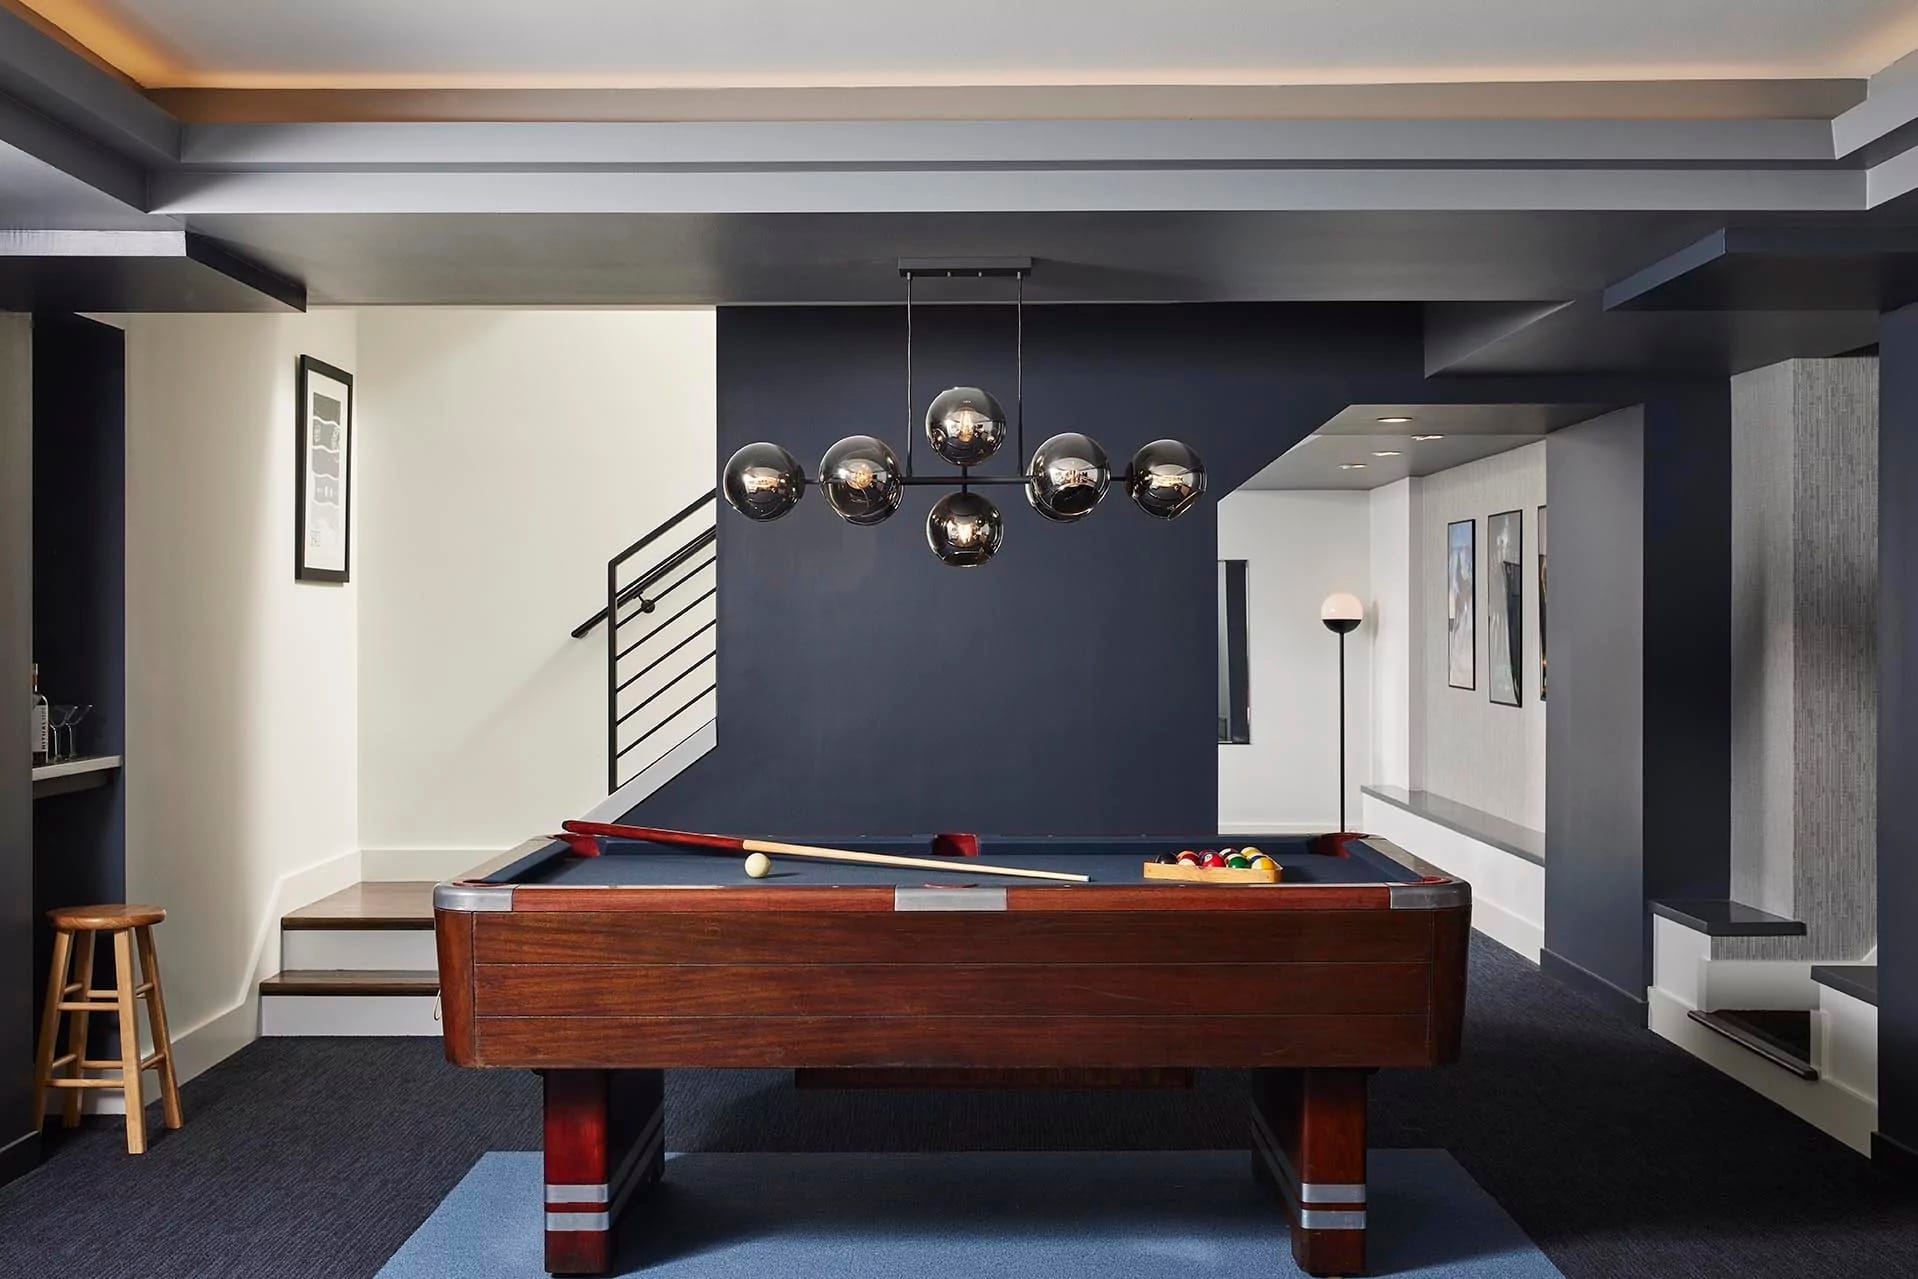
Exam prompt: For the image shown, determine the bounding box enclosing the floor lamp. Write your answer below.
[1320,593,1364,834]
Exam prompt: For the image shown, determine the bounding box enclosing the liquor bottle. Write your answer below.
[31,663,49,766]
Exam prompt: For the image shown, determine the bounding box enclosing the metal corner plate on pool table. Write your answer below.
[434,882,515,912]
[893,886,1008,912]
[1386,880,1471,909]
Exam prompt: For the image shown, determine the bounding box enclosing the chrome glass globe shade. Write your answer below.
[925,491,1005,567]
[1126,439,1206,520]
[1025,432,1111,522]
[924,386,1009,467]
[819,435,903,526]
[721,442,805,521]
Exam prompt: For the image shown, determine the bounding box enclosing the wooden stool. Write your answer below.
[32,905,184,1154]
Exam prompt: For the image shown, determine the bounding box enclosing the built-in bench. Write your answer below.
[1358,784,1544,962]
[1648,899,1875,1154]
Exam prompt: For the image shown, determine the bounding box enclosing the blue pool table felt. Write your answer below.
[491,836,1421,889]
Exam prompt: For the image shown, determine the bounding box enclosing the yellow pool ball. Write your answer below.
[744,852,772,878]
[1238,845,1261,860]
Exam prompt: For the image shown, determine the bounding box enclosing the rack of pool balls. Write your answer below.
[1140,846,1281,884]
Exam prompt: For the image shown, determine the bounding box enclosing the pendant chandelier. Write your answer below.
[721,258,1207,566]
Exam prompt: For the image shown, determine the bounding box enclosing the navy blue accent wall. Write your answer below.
[639,304,1419,836]
[635,302,1733,909]
[1542,392,1733,1019]
[1878,302,1918,1169]
[30,313,126,1044]
[1639,392,1734,913]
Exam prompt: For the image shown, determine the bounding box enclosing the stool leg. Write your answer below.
[31,929,74,1131]
[62,930,97,1127]
[112,929,147,1155]
[135,926,183,1130]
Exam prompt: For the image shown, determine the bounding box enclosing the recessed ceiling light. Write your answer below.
[1376,416,1413,424]
[1338,463,1367,470]
[1412,434,1445,441]
[1372,450,1402,457]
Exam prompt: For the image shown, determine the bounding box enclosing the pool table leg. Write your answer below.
[543,1068,665,1275]
[1250,1068,1368,1277]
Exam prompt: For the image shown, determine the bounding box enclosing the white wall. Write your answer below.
[354,310,716,872]
[1366,478,1418,789]
[1217,490,1371,831]
[119,310,363,1079]
[1417,442,1547,829]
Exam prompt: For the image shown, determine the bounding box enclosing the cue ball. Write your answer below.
[744,853,772,878]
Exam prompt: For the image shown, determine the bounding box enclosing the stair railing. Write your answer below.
[573,489,718,793]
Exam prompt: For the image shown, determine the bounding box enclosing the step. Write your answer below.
[282,927,437,969]
[1686,1008,1818,1080]
[260,970,440,1037]
[1811,965,1878,1007]
[281,880,438,970]
[283,881,437,928]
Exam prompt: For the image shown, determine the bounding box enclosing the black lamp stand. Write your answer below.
[1323,615,1360,834]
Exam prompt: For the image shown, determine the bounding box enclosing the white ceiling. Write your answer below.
[22,0,1918,89]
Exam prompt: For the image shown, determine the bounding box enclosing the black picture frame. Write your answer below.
[1446,518,1475,690]
[295,355,353,583]
[1537,504,1548,701]
[1217,559,1251,744]
[1487,509,1523,707]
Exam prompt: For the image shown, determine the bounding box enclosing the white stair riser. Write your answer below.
[261,994,440,1036]
[282,929,437,970]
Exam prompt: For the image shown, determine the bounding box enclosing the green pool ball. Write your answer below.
[1224,854,1251,869]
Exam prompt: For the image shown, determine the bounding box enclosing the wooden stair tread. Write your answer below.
[260,970,439,996]
[1687,1008,1817,1080]
[283,882,437,930]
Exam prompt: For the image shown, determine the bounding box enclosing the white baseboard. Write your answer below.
[358,847,501,882]
[121,847,362,1098]
[586,717,717,822]
[1648,988,1875,1154]
[1218,821,1337,835]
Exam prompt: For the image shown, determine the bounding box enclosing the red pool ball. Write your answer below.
[1176,850,1202,866]
[1200,851,1228,868]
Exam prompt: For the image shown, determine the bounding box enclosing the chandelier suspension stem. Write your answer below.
[903,271,915,480]
[1015,270,1025,469]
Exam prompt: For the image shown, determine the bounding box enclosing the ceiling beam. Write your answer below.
[0,6,177,165]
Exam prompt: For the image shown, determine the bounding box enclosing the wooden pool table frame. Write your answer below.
[434,834,1470,1277]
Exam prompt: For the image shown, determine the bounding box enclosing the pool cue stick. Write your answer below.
[560,819,1090,884]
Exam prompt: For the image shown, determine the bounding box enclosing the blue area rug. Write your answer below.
[378,1149,1560,1278]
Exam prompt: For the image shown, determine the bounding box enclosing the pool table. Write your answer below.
[433,832,1470,1277]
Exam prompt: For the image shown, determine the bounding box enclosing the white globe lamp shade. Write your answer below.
[1320,593,1364,634]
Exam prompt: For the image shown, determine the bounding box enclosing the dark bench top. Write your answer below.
[1810,965,1878,1006]
[1360,784,1545,867]
[1650,899,1807,937]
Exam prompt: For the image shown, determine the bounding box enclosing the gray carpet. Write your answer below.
[0,937,1912,1278]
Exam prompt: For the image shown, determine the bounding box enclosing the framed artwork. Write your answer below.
[1446,518,1475,690]
[296,355,353,582]
[1537,504,1548,701]
[1488,509,1523,706]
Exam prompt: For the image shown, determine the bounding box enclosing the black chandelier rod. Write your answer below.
[899,260,1029,486]
[903,270,914,480]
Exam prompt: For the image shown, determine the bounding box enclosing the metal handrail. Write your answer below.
[613,547,715,632]
[571,491,716,637]
[597,490,722,791]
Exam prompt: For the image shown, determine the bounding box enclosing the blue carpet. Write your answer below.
[377,1149,1561,1278]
